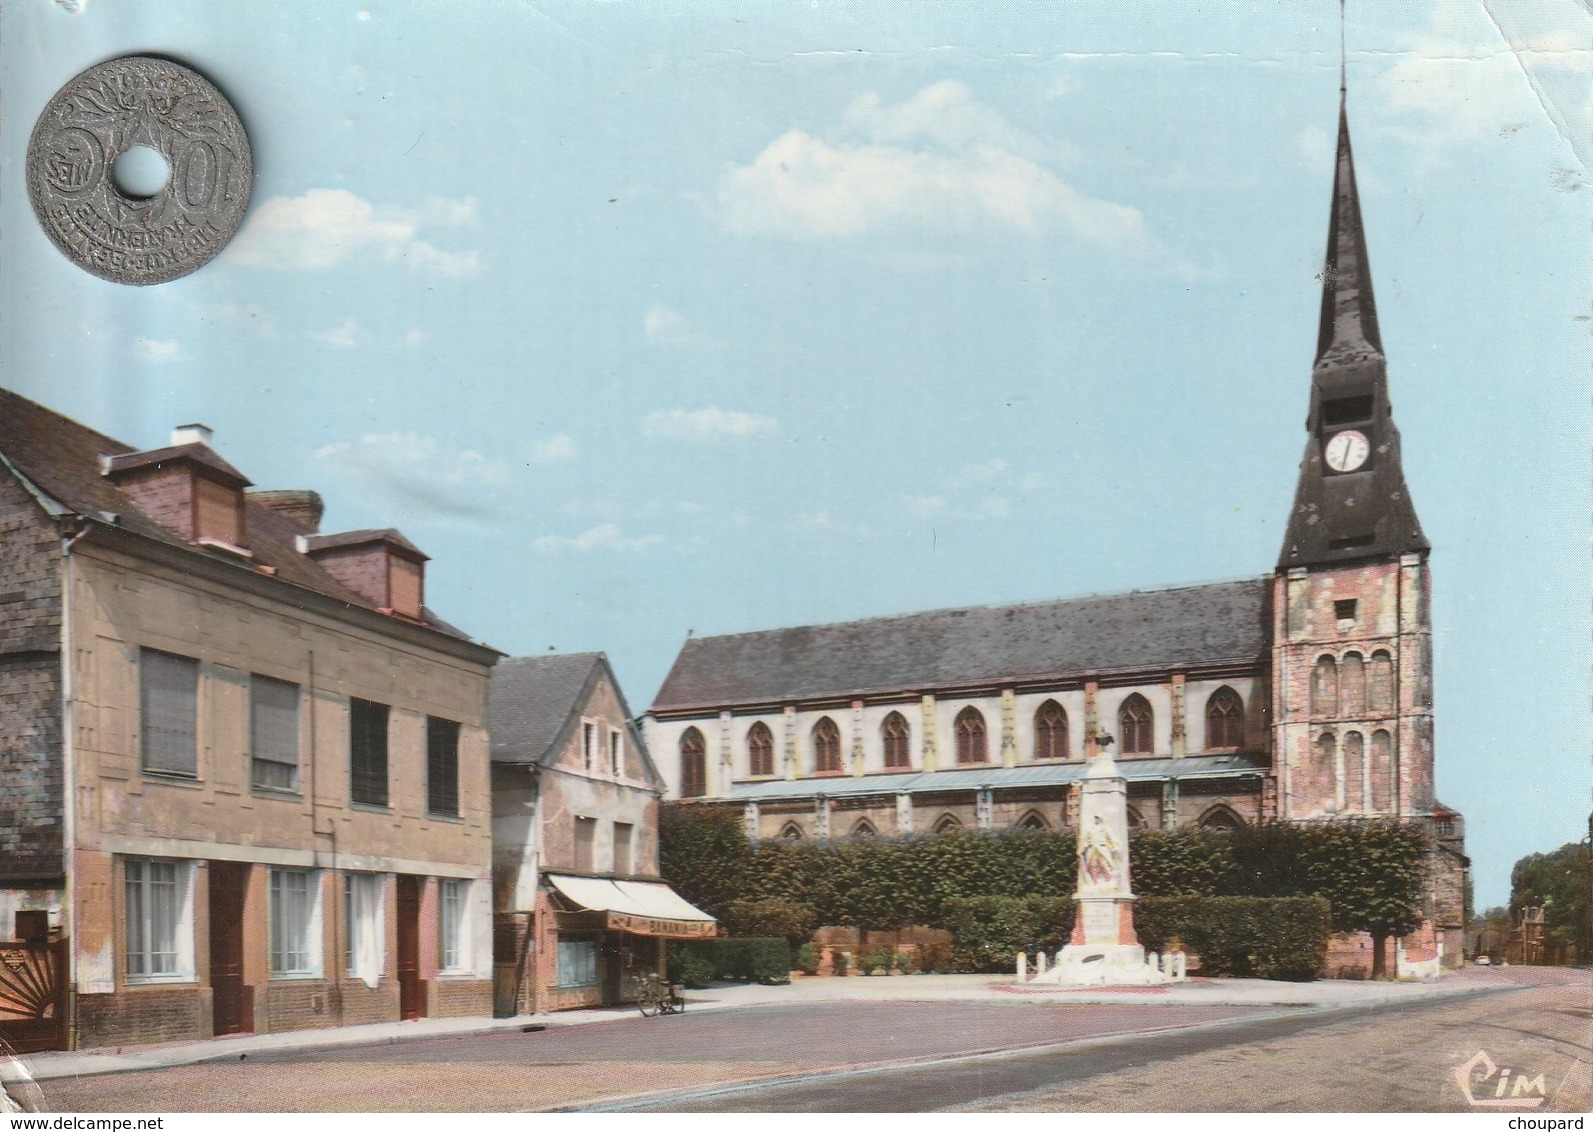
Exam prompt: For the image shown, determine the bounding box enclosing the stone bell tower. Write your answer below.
[1273,83,1435,823]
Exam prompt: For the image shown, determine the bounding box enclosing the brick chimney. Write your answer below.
[248,489,325,533]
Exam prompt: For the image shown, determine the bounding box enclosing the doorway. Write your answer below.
[396,875,425,1021]
[208,862,252,1036]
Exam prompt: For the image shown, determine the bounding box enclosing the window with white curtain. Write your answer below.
[344,873,386,989]
[270,868,322,977]
[439,879,468,971]
[125,857,194,981]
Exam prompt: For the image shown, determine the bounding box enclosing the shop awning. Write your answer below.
[545,874,718,939]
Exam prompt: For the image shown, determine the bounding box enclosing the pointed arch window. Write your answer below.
[1368,651,1393,714]
[1204,687,1245,750]
[954,707,987,765]
[747,721,774,778]
[1198,806,1242,832]
[932,813,962,836]
[881,711,911,770]
[1341,652,1367,716]
[812,716,842,774]
[1118,694,1153,755]
[778,821,804,841]
[1034,700,1069,761]
[679,727,706,799]
[1016,810,1048,832]
[851,819,878,838]
[1312,656,1338,716]
[1125,805,1147,831]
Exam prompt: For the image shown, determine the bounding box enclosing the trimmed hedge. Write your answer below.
[721,898,817,949]
[1136,895,1332,981]
[669,937,792,986]
[942,895,1072,973]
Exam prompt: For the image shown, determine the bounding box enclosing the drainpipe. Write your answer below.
[306,649,343,1024]
[59,520,89,1049]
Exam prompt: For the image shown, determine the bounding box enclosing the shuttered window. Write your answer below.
[194,474,242,545]
[141,649,198,777]
[250,675,300,792]
[426,716,460,817]
[349,699,390,807]
[389,555,423,618]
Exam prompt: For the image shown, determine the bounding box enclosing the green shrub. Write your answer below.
[832,950,850,976]
[794,941,820,975]
[672,937,792,985]
[916,938,953,973]
[857,946,892,975]
[722,898,817,949]
[668,947,718,988]
[892,949,912,972]
[942,895,1072,973]
[1136,895,1331,981]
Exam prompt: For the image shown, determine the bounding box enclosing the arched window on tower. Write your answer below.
[954,707,988,764]
[1118,694,1153,755]
[747,721,774,778]
[1316,732,1337,788]
[679,727,706,799]
[1341,652,1367,716]
[1368,651,1394,714]
[1204,687,1245,750]
[1312,656,1338,716]
[1034,699,1069,760]
[812,716,842,774]
[1344,731,1365,810]
[881,711,911,770]
[1371,729,1394,812]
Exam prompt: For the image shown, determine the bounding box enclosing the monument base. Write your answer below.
[1027,943,1171,987]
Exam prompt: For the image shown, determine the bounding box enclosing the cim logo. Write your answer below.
[1454,1050,1547,1108]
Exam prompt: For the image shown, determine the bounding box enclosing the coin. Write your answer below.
[26,56,252,286]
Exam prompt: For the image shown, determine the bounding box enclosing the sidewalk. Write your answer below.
[2,966,1522,1085]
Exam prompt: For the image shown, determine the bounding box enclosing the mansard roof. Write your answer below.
[651,577,1272,714]
[0,386,480,646]
[490,652,661,786]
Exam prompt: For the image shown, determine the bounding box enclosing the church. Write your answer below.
[643,91,1469,966]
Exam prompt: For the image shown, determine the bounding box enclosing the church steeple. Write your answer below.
[1278,89,1427,569]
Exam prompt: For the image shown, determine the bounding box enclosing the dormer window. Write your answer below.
[301,529,429,620]
[103,424,251,551]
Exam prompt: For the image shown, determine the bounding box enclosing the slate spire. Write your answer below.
[1278,88,1428,569]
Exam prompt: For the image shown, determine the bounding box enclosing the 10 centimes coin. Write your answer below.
[27,55,252,286]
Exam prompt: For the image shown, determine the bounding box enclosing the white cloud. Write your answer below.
[313,318,359,349]
[797,510,870,537]
[132,337,182,363]
[532,523,662,554]
[226,188,482,277]
[641,407,779,441]
[906,458,1039,522]
[401,330,428,348]
[531,434,577,464]
[1375,0,1593,170]
[314,432,511,521]
[645,302,689,344]
[718,81,1149,248]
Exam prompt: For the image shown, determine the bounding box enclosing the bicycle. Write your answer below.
[632,973,685,1017]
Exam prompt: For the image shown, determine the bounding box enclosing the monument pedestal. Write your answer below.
[1025,748,1170,987]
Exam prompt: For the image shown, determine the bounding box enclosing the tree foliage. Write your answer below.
[1510,841,1593,965]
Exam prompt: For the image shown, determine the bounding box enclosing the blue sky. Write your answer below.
[3,0,1587,910]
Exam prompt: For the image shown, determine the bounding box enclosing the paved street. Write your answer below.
[22,967,1587,1113]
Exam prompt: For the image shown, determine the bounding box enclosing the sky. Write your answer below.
[1,0,1587,911]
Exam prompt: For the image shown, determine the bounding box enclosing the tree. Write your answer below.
[1302,820,1430,978]
[658,806,750,918]
[1510,841,1593,966]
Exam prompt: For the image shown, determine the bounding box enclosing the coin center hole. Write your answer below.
[111,145,170,199]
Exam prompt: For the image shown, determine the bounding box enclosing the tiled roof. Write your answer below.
[489,653,605,765]
[651,578,1271,712]
[104,443,252,485]
[717,753,1269,803]
[0,386,475,643]
[303,527,430,560]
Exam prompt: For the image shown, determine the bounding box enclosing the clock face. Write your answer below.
[1324,429,1370,473]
